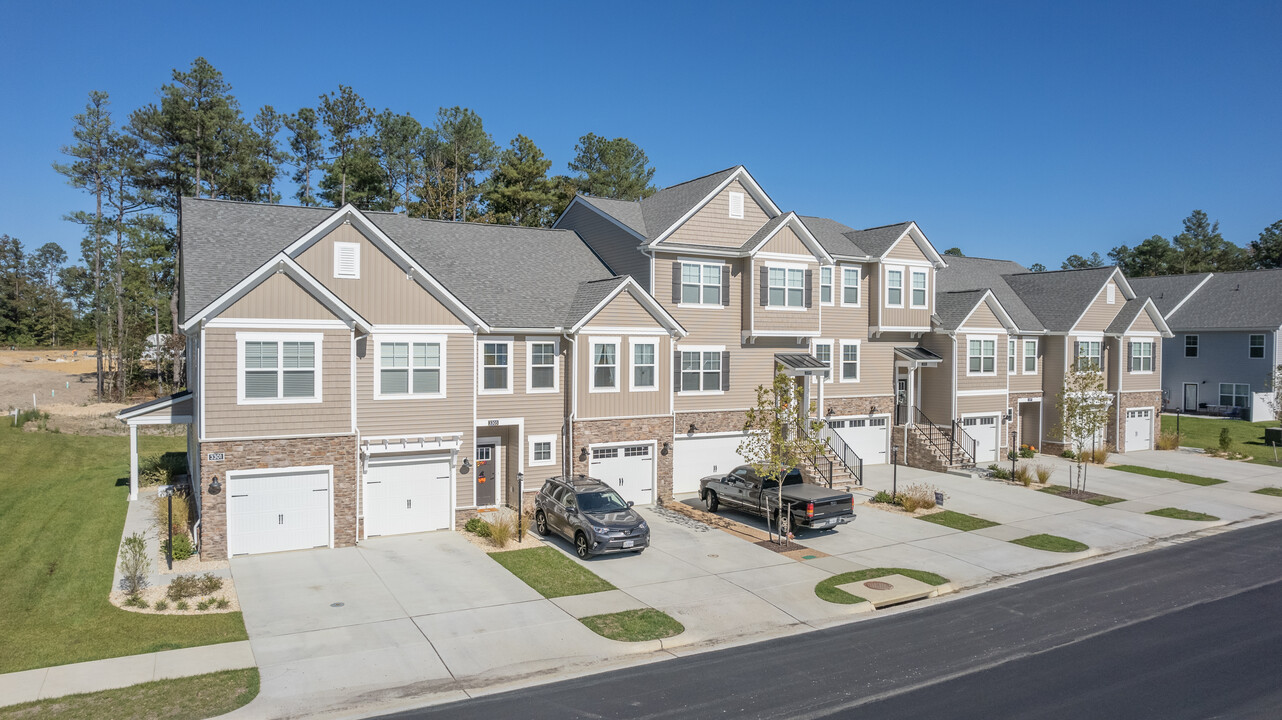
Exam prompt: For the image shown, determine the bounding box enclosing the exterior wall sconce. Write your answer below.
[579,447,588,462]
[208,476,221,495]
[661,442,670,455]
[461,458,471,474]
[1004,409,1013,423]
[688,423,698,434]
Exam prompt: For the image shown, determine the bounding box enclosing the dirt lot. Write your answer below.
[0,349,175,435]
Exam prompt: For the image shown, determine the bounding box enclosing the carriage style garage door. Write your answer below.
[590,444,655,506]
[1125,409,1154,452]
[673,434,748,494]
[830,417,890,466]
[962,415,1000,463]
[364,455,452,537]
[227,468,331,556]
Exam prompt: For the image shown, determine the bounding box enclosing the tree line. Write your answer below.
[0,57,659,402]
[1060,209,1282,275]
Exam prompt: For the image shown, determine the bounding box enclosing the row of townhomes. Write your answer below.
[116,166,1174,560]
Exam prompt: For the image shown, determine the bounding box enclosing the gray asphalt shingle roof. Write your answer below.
[1105,297,1150,334]
[934,256,1044,332]
[843,222,914,257]
[638,166,742,241]
[798,216,869,258]
[935,290,992,331]
[1002,266,1120,332]
[1128,273,1211,316]
[577,195,647,237]
[1151,269,1282,329]
[181,198,617,329]
[740,214,791,252]
[564,277,629,327]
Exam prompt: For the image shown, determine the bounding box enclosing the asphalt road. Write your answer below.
[378,520,1282,720]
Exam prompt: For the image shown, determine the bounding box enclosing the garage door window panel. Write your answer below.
[238,333,321,404]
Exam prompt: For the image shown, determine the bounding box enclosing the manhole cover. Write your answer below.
[863,580,894,591]
[330,602,345,608]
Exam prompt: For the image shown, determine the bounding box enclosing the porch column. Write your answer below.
[906,367,916,427]
[816,372,826,420]
[800,374,811,423]
[129,423,139,502]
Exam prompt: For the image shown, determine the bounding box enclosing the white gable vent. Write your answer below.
[1106,283,1115,304]
[334,241,360,279]
[728,191,745,219]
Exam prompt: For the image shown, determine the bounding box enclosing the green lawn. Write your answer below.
[0,668,258,719]
[0,424,247,674]
[488,546,615,598]
[580,609,685,642]
[1037,484,1125,506]
[1252,487,1282,497]
[815,568,950,604]
[1160,415,1282,466]
[1147,507,1221,522]
[1010,534,1089,553]
[1109,464,1226,486]
[917,510,1000,531]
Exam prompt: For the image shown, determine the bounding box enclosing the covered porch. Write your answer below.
[114,391,193,502]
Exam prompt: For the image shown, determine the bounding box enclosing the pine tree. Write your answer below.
[1173,210,1248,272]
[484,135,557,227]
[252,105,288,203]
[370,110,422,212]
[1250,220,1282,269]
[568,133,656,200]
[317,85,370,206]
[286,108,324,206]
[426,106,496,221]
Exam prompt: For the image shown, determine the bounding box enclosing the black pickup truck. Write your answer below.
[699,465,855,532]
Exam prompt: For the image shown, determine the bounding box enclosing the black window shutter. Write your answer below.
[1126,342,1133,372]
[672,262,682,304]
[805,269,813,308]
[760,267,769,306]
[721,351,731,391]
[673,350,680,391]
[721,266,730,306]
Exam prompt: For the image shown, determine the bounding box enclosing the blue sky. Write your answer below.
[2,1,1278,269]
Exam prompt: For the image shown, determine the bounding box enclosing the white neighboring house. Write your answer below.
[142,333,175,363]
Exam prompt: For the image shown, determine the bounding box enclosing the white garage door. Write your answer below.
[831,417,889,466]
[227,469,330,556]
[673,434,748,494]
[962,415,1000,463]
[364,455,452,537]
[590,444,655,506]
[1125,409,1153,452]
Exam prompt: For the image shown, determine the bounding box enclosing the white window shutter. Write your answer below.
[334,242,360,279]
[728,191,744,219]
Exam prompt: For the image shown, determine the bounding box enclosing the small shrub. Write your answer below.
[166,573,203,601]
[14,409,48,428]
[487,515,515,548]
[872,490,895,504]
[214,597,230,610]
[175,600,189,611]
[989,465,1011,480]
[139,452,188,487]
[196,598,212,611]
[1019,444,1036,459]
[197,573,223,595]
[1014,464,1033,486]
[123,593,147,608]
[1061,449,1076,459]
[1219,427,1233,452]
[465,516,491,537]
[117,532,149,595]
[897,483,939,512]
[1155,431,1181,451]
[1035,464,1053,484]
[162,534,194,561]
[153,599,170,611]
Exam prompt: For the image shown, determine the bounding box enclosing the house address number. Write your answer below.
[206,452,225,462]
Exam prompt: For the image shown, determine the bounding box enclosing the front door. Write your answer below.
[475,443,498,507]
[896,377,908,423]
[1183,383,1198,412]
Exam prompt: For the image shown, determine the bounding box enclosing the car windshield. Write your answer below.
[577,489,629,513]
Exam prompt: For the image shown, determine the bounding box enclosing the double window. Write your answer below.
[681,262,722,306]
[968,337,996,375]
[631,340,656,391]
[680,350,722,392]
[1250,334,1266,359]
[1076,340,1102,371]
[820,266,833,304]
[1023,339,1038,373]
[481,340,511,392]
[842,266,861,306]
[1219,383,1250,408]
[377,338,443,397]
[910,270,928,308]
[1185,335,1199,358]
[767,266,805,308]
[840,341,860,382]
[591,340,619,391]
[1129,341,1154,373]
[886,268,904,307]
[238,334,320,403]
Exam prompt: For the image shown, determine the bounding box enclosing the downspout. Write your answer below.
[564,333,576,478]
[354,330,367,540]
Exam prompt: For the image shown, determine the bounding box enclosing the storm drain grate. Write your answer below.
[863,581,894,591]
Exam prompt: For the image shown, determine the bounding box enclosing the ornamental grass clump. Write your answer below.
[897,483,939,512]
[1034,464,1053,484]
[1014,464,1034,487]
[1155,431,1181,451]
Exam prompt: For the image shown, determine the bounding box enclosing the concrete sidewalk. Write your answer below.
[0,641,255,708]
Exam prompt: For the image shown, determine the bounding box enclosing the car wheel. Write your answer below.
[574,532,591,559]
[706,490,719,512]
[534,510,549,536]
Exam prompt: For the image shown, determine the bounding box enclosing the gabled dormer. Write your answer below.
[840,222,946,335]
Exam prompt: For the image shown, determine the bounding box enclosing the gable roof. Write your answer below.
[798,216,871,259]
[934,256,1044,332]
[1002,266,1127,332]
[1147,269,1282,330]
[575,195,647,237]
[565,276,686,336]
[845,222,915,257]
[935,289,1017,332]
[1128,273,1212,316]
[1105,296,1172,336]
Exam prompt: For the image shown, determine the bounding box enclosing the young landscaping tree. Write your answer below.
[1055,364,1111,495]
[738,368,827,543]
[1264,364,1282,424]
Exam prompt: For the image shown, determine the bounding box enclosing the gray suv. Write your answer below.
[534,475,649,558]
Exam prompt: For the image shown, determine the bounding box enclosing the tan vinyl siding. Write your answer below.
[758,225,810,256]
[958,394,1007,415]
[918,333,955,420]
[582,290,656,328]
[1073,279,1124,333]
[885,235,930,262]
[1009,336,1042,393]
[821,264,870,337]
[294,223,469,326]
[879,264,931,329]
[960,302,1005,330]
[202,327,351,439]
[223,273,340,320]
[752,258,820,334]
[558,201,650,286]
[357,334,474,437]
[957,331,1008,392]
[655,252,743,343]
[1041,336,1068,442]
[673,339,804,412]
[578,334,670,419]
[1130,311,1161,334]
[663,180,771,248]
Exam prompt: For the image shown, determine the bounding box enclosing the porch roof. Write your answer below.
[775,353,830,375]
[894,346,944,364]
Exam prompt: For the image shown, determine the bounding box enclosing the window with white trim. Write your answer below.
[681,262,721,306]
[333,241,360,279]
[378,340,442,397]
[1008,339,1017,374]
[1219,383,1249,408]
[1185,335,1198,357]
[767,266,805,308]
[592,340,618,390]
[529,434,556,467]
[1129,341,1154,373]
[911,270,928,308]
[1076,340,1102,371]
[813,341,833,383]
[820,266,833,304]
[728,191,744,219]
[886,268,903,307]
[1249,334,1266,359]
[631,340,656,390]
[681,350,721,392]
[840,341,860,382]
[481,341,511,391]
[968,338,996,375]
[1023,339,1038,373]
[841,267,860,306]
[528,340,557,392]
[239,335,320,403]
